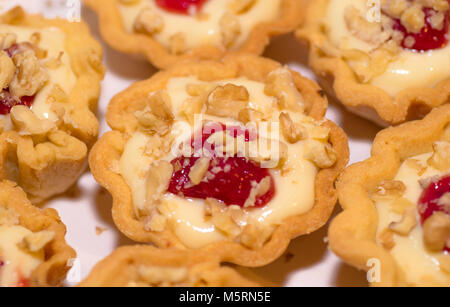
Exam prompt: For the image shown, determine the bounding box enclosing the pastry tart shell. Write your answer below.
[83,0,304,69]
[79,245,259,287]
[295,0,450,127]
[0,7,105,202]
[89,54,349,267]
[330,104,450,286]
[0,180,76,286]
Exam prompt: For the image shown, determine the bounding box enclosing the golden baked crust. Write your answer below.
[89,54,349,267]
[0,180,76,286]
[330,104,450,287]
[79,245,259,287]
[296,0,450,126]
[0,7,104,202]
[83,0,304,69]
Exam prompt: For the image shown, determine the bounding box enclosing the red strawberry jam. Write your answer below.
[168,123,275,208]
[0,90,34,115]
[418,175,450,252]
[155,0,208,15]
[391,5,450,51]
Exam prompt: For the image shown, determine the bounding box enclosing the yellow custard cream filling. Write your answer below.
[118,0,281,50]
[0,225,45,287]
[375,153,450,285]
[120,77,321,248]
[324,0,450,96]
[0,25,76,127]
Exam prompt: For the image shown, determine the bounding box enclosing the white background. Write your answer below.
[2,0,382,286]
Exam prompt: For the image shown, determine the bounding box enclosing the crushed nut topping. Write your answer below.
[372,180,406,200]
[422,211,450,251]
[378,228,396,250]
[18,230,55,252]
[220,12,241,48]
[304,140,337,168]
[135,90,174,135]
[389,208,418,235]
[427,141,450,170]
[188,157,210,185]
[279,112,307,144]
[206,83,249,119]
[134,7,164,34]
[264,68,304,112]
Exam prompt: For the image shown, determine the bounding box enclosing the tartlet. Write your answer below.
[0,180,76,287]
[0,7,105,202]
[331,104,450,286]
[79,245,258,287]
[84,0,304,69]
[89,54,349,267]
[296,0,450,126]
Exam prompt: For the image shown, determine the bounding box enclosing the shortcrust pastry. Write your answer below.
[89,54,349,267]
[79,245,259,287]
[296,0,450,126]
[0,7,104,202]
[331,104,450,286]
[0,180,76,287]
[84,0,303,69]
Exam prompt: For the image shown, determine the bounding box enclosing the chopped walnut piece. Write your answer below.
[135,91,174,135]
[9,50,48,98]
[10,105,55,136]
[372,180,406,201]
[228,0,256,14]
[0,206,19,226]
[186,83,214,97]
[401,4,426,34]
[378,228,396,250]
[405,158,427,176]
[240,223,274,250]
[238,108,265,124]
[169,33,186,55]
[211,210,242,238]
[381,0,410,18]
[279,112,307,144]
[427,141,450,170]
[189,157,210,185]
[144,210,167,232]
[422,211,450,251]
[134,7,164,34]
[206,83,249,119]
[220,12,241,48]
[0,32,17,50]
[344,5,390,46]
[428,10,446,30]
[264,68,304,112]
[389,197,414,214]
[138,265,188,285]
[244,177,271,208]
[389,208,417,236]
[18,230,55,252]
[0,51,15,89]
[145,161,173,205]
[304,140,337,169]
